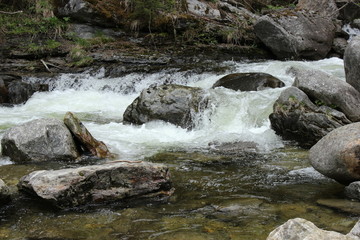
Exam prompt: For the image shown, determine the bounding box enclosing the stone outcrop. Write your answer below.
[64,112,113,159]
[269,86,350,148]
[0,74,48,105]
[254,11,335,60]
[309,123,360,184]
[297,0,338,18]
[344,36,360,93]
[18,161,172,209]
[212,72,285,91]
[267,218,360,240]
[0,179,10,204]
[1,118,79,163]
[123,84,209,129]
[290,66,360,122]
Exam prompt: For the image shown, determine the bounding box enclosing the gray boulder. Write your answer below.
[309,122,360,184]
[212,72,285,91]
[1,118,79,163]
[345,181,360,201]
[290,66,360,122]
[18,161,172,209]
[332,37,348,57]
[54,0,115,27]
[267,218,360,240]
[269,86,350,148]
[123,84,209,129]
[254,11,335,60]
[0,179,10,204]
[344,36,360,93]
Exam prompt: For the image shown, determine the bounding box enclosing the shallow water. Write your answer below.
[0,57,357,239]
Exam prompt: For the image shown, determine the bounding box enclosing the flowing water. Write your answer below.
[0,57,358,239]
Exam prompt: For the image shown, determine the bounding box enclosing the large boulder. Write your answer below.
[269,87,350,148]
[64,112,113,159]
[309,122,360,184]
[212,72,285,91]
[1,118,79,163]
[0,74,48,105]
[344,36,360,93]
[123,84,209,129]
[290,66,360,122]
[254,11,335,60]
[18,161,172,209]
[0,179,10,204]
[267,218,360,240]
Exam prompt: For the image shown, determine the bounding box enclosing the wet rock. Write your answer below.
[267,218,359,240]
[0,179,10,204]
[1,118,79,163]
[317,199,360,215]
[290,66,360,122]
[269,87,350,148]
[344,36,360,93]
[67,23,123,40]
[212,72,285,91]
[123,84,209,129]
[0,74,48,105]
[345,181,360,201]
[64,112,113,159]
[54,0,115,27]
[309,123,360,184]
[254,11,335,60]
[332,37,348,57]
[18,161,172,209]
[297,0,339,18]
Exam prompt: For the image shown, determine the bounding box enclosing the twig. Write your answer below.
[40,59,52,73]
[0,10,23,15]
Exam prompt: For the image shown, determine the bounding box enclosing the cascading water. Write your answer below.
[0,57,345,162]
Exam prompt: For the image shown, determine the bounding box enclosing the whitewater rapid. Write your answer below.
[0,57,345,162]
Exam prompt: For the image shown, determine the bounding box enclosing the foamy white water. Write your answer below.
[0,58,345,162]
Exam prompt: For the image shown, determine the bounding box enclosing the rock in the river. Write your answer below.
[18,161,172,209]
[309,123,360,184]
[0,74,48,105]
[290,66,360,122]
[64,112,113,159]
[345,181,360,201]
[0,179,10,204]
[211,72,285,91]
[269,87,350,148]
[1,118,79,163]
[344,36,360,93]
[254,11,335,60]
[123,84,209,129]
[267,218,360,240]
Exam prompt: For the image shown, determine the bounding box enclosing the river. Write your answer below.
[0,57,357,239]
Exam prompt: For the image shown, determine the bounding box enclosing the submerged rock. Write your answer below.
[309,123,360,184]
[290,66,360,122]
[1,118,79,163]
[18,161,172,209]
[211,72,285,91]
[317,198,360,215]
[0,179,10,204]
[267,218,360,240]
[64,112,113,159]
[254,11,335,60]
[344,36,360,93]
[269,87,350,148]
[123,84,209,129]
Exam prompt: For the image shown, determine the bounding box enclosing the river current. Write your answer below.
[0,57,357,239]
